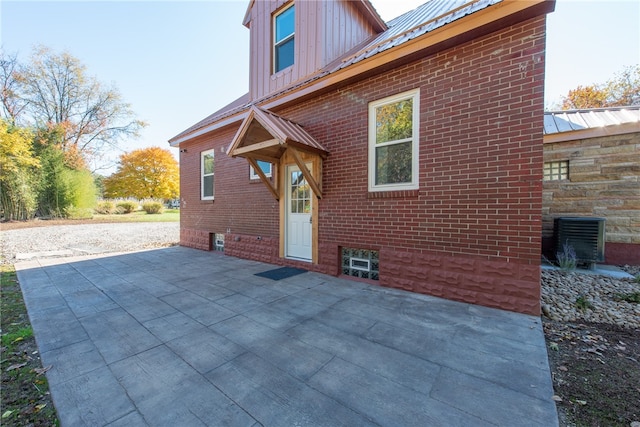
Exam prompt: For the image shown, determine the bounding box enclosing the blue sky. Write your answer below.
[2,0,639,173]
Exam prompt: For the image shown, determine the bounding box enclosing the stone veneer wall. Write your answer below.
[542,131,640,265]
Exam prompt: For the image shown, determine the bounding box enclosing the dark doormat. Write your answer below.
[255,266,307,281]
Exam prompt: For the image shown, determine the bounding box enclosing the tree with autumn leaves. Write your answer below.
[104,147,179,201]
[561,65,640,110]
[0,46,146,219]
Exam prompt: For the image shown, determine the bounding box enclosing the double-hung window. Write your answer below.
[250,160,273,179]
[201,149,215,200]
[368,89,420,191]
[274,4,295,73]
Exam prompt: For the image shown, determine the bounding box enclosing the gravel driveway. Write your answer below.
[1,222,179,265]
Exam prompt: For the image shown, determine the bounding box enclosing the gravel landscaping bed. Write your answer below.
[541,267,640,329]
[1,222,180,265]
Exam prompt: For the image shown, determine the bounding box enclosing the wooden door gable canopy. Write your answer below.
[228,105,328,200]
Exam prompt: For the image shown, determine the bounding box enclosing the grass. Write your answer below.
[615,292,640,304]
[1,265,59,426]
[1,327,34,351]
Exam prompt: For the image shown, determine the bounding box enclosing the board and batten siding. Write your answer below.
[247,0,380,101]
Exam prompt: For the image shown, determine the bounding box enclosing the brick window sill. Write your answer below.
[367,190,419,199]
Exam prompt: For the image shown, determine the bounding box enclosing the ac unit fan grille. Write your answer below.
[554,217,605,264]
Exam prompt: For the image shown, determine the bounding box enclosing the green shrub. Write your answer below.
[556,240,577,271]
[575,295,593,312]
[95,200,116,214]
[65,206,94,219]
[37,147,97,217]
[116,201,138,214]
[142,201,164,214]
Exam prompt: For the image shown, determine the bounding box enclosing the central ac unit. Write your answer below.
[554,217,605,268]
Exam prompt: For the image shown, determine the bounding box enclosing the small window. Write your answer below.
[201,149,215,200]
[369,89,420,192]
[250,160,273,179]
[341,247,379,280]
[544,160,569,181]
[274,4,295,73]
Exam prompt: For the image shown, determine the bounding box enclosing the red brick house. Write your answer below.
[169,0,556,315]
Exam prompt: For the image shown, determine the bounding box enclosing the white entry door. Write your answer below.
[286,164,312,261]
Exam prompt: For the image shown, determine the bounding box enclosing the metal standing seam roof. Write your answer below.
[543,106,640,135]
[250,106,328,153]
[333,0,501,71]
[170,0,503,144]
[228,106,328,157]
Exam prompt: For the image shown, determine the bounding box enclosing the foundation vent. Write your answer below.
[342,247,379,280]
[215,234,225,252]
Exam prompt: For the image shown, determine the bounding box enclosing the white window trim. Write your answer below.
[250,161,273,180]
[273,3,295,74]
[368,89,420,192]
[201,149,215,200]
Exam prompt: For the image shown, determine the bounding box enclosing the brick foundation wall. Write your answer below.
[225,234,278,264]
[543,131,640,265]
[178,16,547,315]
[181,228,212,251]
[382,249,540,314]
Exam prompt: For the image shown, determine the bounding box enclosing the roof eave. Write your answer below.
[353,0,388,32]
[172,0,554,145]
[242,0,254,28]
[544,122,640,144]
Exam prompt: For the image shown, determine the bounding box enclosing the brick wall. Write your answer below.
[178,16,547,315]
[178,125,280,250]
[543,131,640,265]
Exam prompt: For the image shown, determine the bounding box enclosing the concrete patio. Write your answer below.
[15,246,558,426]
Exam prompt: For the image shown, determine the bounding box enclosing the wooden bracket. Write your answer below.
[289,148,323,199]
[247,157,279,201]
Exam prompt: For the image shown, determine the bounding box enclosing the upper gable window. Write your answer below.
[274,4,295,73]
[368,89,420,192]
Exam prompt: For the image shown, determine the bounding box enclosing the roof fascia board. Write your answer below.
[544,122,640,144]
[242,0,254,27]
[170,111,248,146]
[353,0,387,32]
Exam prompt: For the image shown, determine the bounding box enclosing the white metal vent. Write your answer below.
[350,258,370,272]
[215,233,225,251]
